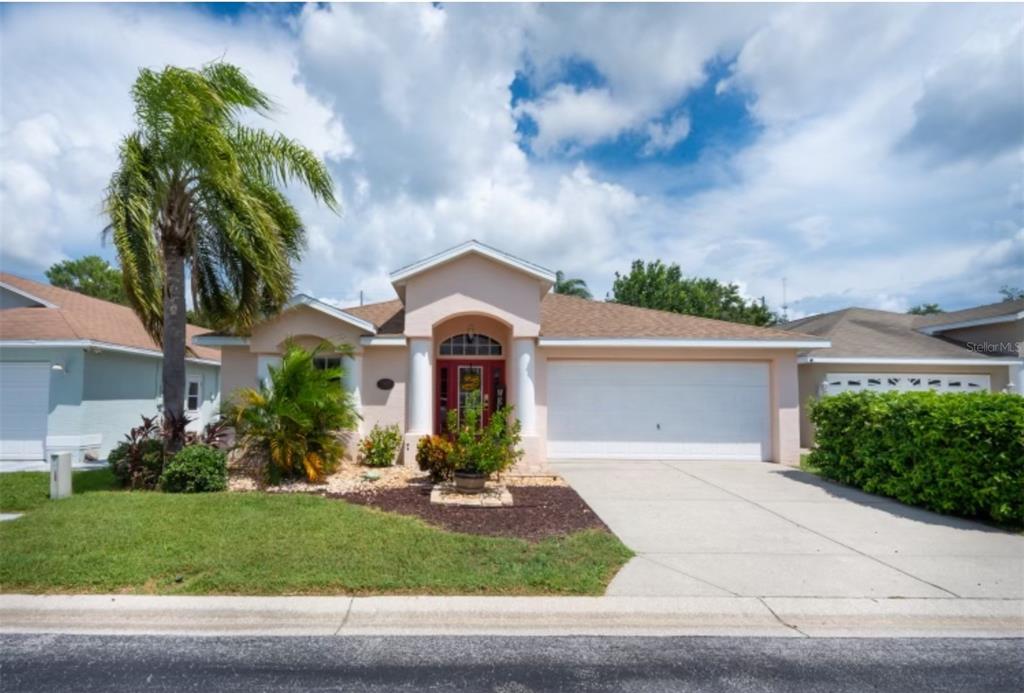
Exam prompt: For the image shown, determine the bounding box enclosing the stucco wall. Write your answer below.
[797,362,1013,448]
[220,345,259,405]
[360,346,408,434]
[249,304,365,354]
[535,346,801,465]
[80,351,220,456]
[402,254,542,338]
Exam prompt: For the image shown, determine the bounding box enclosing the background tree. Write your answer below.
[553,270,591,299]
[907,303,943,315]
[46,256,127,305]
[105,63,336,452]
[999,286,1024,302]
[610,259,778,327]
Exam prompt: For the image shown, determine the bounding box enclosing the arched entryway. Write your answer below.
[432,315,510,433]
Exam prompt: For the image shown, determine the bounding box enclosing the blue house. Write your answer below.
[0,273,221,465]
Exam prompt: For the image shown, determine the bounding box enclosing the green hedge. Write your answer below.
[809,391,1024,525]
[160,445,228,494]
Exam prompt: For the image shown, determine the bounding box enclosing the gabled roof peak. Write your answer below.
[389,240,556,287]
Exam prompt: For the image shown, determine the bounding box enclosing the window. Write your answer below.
[439,333,502,356]
[313,356,344,384]
[186,378,201,412]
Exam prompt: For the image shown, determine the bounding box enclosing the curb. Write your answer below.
[1,595,1022,638]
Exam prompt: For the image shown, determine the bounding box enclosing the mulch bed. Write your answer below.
[336,483,610,542]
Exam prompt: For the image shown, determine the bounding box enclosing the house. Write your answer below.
[196,241,828,470]
[782,301,1024,447]
[0,273,221,463]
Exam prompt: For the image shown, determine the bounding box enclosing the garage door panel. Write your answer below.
[0,362,51,461]
[547,361,770,461]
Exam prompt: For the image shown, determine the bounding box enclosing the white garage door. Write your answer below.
[547,361,771,461]
[0,362,51,461]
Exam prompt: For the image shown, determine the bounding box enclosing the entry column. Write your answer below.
[513,337,544,472]
[404,338,433,465]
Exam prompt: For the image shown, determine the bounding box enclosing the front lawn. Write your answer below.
[0,469,117,512]
[0,490,631,595]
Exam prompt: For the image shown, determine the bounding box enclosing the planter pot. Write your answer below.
[453,471,488,494]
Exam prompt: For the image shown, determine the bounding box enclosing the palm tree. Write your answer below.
[105,63,336,452]
[554,270,592,299]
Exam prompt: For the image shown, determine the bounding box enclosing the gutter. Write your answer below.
[0,339,220,367]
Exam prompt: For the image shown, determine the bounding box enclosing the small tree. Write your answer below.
[228,341,359,483]
[999,286,1024,302]
[46,256,127,304]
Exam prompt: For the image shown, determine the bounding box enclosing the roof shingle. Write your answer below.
[0,273,220,362]
[781,307,998,359]
[338,294,819,341]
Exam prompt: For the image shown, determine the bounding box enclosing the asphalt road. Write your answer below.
[1,634,1021,692]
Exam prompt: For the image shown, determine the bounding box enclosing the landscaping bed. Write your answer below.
[340,482,609,542]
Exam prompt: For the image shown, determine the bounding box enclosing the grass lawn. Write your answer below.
[0,488,632,596]
[0,469,118,512]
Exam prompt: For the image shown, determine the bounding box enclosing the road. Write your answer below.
[1,634,1021,692]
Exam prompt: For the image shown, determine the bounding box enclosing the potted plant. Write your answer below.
[446,393,523,494]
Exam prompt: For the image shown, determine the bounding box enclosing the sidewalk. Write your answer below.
[2,594,1021,638]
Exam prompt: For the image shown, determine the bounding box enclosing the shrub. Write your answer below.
[160,445,228,493]
[108,416,165,489]
[228,340,360,483]
[416,435,454,482]
[809,391,1024,525]
[445,393,523,476]
[359,424,403,467]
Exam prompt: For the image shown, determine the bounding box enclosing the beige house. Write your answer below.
[783,301,1024,447]
[198,241,828,471]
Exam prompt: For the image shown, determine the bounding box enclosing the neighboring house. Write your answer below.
[0,274,221,463]
[782,301,1024,447]
[197,241,828,471]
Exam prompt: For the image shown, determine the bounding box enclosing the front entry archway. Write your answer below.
[435,331,506,432]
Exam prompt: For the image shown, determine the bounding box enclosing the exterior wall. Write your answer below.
[220,345,259,404]
[248,305,365,354]
[402,254,542,338]
[938,320,1023,357]
[0,345,220,460]
[797,362,1013,448]
[0,286,43,308]
[535,346,802,466]
[80,351,220,457]
[361,346,408,459]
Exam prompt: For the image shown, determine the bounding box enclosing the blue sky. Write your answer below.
[1,3,1021,317]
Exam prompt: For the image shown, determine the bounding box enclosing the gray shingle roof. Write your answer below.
[781,307,997,360]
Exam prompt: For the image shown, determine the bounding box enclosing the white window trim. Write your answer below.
[186,376,202,412]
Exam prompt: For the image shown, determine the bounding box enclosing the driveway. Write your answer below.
[553,460,1024,599]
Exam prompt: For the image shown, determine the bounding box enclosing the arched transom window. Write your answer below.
[439,333,502,356]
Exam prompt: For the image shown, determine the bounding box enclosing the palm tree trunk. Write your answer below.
[162,239,188,454]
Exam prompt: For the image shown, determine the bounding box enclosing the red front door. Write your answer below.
[436,360,506,433]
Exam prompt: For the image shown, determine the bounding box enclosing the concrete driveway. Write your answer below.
[553,460,1024,599]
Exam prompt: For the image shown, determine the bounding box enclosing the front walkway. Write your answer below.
[553,460,1024,599]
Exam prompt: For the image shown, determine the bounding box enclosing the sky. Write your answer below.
[0,2,1021,318]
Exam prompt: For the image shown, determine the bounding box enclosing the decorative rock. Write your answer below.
[362,470,382,482]
[430,481,513,507]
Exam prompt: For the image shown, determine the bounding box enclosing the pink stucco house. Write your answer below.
[196,241,829,471]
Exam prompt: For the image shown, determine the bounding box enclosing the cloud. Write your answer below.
[0,2,1019,318]
[642,114,691,156]
[898,23,1024,164]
